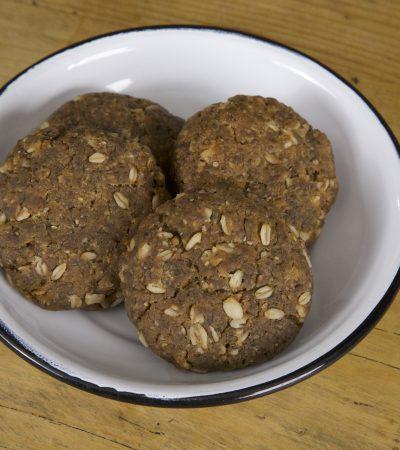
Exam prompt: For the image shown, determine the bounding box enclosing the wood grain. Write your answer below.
[0,1,399,449]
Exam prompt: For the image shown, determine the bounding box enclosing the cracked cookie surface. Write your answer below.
[120,185,312,372]
[0,125,169,310]
[47,92,184,180]
[172,95,338,245]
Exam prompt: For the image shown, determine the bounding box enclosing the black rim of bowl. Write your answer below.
[0,25,399,408]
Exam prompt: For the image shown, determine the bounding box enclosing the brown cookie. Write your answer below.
[0,125,169,310]
[46,92,184,181]
[172,95,338,245]
[120,185,312,372]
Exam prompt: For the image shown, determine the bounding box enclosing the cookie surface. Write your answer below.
[120,186,312,372]
[47,92,184,179]
[0,125,169,310]
[173,95,338,245]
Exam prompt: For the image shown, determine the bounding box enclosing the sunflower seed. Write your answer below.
[158,249,173,261]
[35,259,48,276]
[189,323,208,349]
[283,141,293,149]
[214,243,235,253]
[146,282,166,294]
[113,192,129,209]
[152,195,160,210]
[229,349,239,356]
[16,207,30,221]
[209,326,219,342]
[164,305,180,317]
[296,304,307,318]
[185,232,202,251]
[299,231,311,242]
[138,331,148,347]
[220,215,230,235]
[137,243,151,259]
[26,140,41,154]
[84,293,105,305]
[229,270,243,291]
[0,213,6,224]
[128,166,138,184]
[288,224,299,238]
[268,121,279,131]
[265,308,285,320]
[203,208,213,221]
[230,317,247,329]
[68,295,82,308]
[255,285,274,299]
[260,223,271,246]
[127,237,136,252]
[190,305,205,324]
[88,152,107,163]
[302,248,312,268]
[223,297,243,320]
[158,231,173,239]
[298,291,312,305]
[51,263,67,281]
[80,251,96,261]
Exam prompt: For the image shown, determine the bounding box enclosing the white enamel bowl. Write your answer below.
[0,26,399,407]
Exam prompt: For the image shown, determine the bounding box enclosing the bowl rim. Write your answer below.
[0,25,399,408]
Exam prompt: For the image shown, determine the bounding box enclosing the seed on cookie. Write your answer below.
[88,152,106,163]
[164,305,180,317]
[298,291,312,305]
[15,207,30,221]
[265,308,285,320]
[146,282,166,294]
[185,232,202,251]
[128,166,138,184]
[223,297,243,320]
[229,270,243,291]
[113,191,130,209]
[220,215,230,235]
[51,263,67,281]
[80,251,97,261]
[255,285,274,299]
[85,293,105,305]
[260,223,271,246]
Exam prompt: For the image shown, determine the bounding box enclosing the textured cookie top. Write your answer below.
[173,95,338,244]
[0,125,169,310]
[47,92,184,176]
[120,186,312,372]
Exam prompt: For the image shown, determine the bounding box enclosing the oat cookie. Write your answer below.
[46,92,184,178]
[0,125,169,310]
[120,186,312,372]
[173,95,338,245]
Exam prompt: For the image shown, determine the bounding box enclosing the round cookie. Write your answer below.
[173,95,338,245]
[46,92,184,179]
[0,125,169,310]
[120,186,312,372]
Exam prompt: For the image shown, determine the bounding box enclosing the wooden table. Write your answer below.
[0,1,399,448]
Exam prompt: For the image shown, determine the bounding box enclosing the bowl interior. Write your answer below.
[0,28,399,400]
